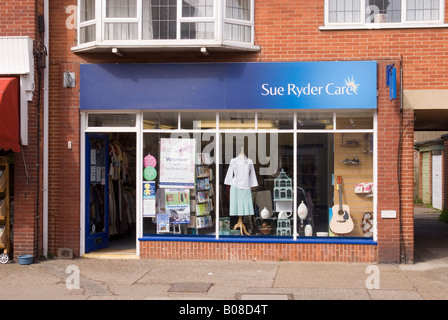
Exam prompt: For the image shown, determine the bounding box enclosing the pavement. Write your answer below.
[1,205,448,302]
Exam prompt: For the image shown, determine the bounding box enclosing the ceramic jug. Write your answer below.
[305,224,313,236]
[278,211,292,219]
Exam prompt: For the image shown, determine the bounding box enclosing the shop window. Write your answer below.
[324,0,443,28]
[74,0,258,52]
[142,132,217,235]
[219,111,255,129]
[220,132,293,236]
[335,111,374,130]
[257,112,294,130]
[181,112,217,129]
[332,132,374,237]
[297,111,334,130]
[138,110,375,240]
[143,112,179,129]
[88,113,136,127]
[297,134,334,236]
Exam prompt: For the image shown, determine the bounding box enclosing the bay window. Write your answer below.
[74,0,258,52]
[324,0,444,28]
[79,0,97,43]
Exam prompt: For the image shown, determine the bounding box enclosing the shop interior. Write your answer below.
[87,132,136,253]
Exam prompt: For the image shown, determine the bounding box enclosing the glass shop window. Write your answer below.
[257,112,294,130]
[140,110,375,239]
[142,132,217,235]
[219,132,295,237]
[297,111,334,130]
[143,112,179,130]
[88,114,136,127]
[335,111,374,130]
[219,111,255,129]
[181,112,217,129]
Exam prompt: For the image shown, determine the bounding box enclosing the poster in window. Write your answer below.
[157,214,170,233]
[142,181,156,218]
[160,138,195,189]
[165,189,191,224]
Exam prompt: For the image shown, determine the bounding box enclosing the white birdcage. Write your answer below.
[273,169,292,201]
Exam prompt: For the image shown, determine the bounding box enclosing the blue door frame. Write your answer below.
[85,133,109,252]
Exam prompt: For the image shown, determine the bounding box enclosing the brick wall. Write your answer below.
[0,0,44,260]
[140,241,377,262]
[42,0,431,262]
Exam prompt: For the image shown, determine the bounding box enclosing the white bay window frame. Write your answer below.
[322,0,447,30]
[103,0,141,40]
[73,0,258,52]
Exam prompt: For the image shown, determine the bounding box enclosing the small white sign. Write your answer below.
[381,210,396,219]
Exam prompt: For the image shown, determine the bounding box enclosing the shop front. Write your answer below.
[80,61,382,262]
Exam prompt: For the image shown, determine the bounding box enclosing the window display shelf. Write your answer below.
[189,153,214,231]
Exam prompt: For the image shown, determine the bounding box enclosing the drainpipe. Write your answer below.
[43,0,49,257]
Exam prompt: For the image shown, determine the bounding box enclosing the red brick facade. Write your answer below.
[5,0,445,263]
[140,241,377,262]
[0,0,44,260]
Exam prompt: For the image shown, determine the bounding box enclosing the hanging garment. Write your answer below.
[229,186,255,216]
[224,155,258,190]
[225,155,258,216]
[108,176,118,236]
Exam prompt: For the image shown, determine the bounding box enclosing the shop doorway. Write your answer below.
[85,132,136,254]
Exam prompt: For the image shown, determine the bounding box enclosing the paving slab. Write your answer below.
[168,282,213,293]
[238,293,292,300]
[367,289,423,300]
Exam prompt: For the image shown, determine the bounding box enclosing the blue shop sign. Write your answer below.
[80,61,377,110]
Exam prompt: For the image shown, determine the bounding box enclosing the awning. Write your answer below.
[0,78,20,152]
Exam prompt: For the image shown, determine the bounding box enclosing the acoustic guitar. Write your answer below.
[330,176,354,235]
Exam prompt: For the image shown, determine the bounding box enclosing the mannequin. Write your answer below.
[224,147,258,235]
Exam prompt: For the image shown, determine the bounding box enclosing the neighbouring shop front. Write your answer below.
[80,61,382,261]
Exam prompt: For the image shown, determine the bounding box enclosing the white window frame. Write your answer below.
[73,0,258,52]
[102,0,141,40]
[77,0,99,45]
[322,0,447,30]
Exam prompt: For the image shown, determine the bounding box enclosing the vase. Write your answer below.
[305,224,313,237]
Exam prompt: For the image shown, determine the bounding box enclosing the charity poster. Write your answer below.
[159,138,195,189]
[157,214,170,233]
[142,181,156,218]
[165,189,191,224]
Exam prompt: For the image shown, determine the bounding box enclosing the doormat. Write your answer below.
[168,282,213,293]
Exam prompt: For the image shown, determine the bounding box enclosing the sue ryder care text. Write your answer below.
[261,83,356,97]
